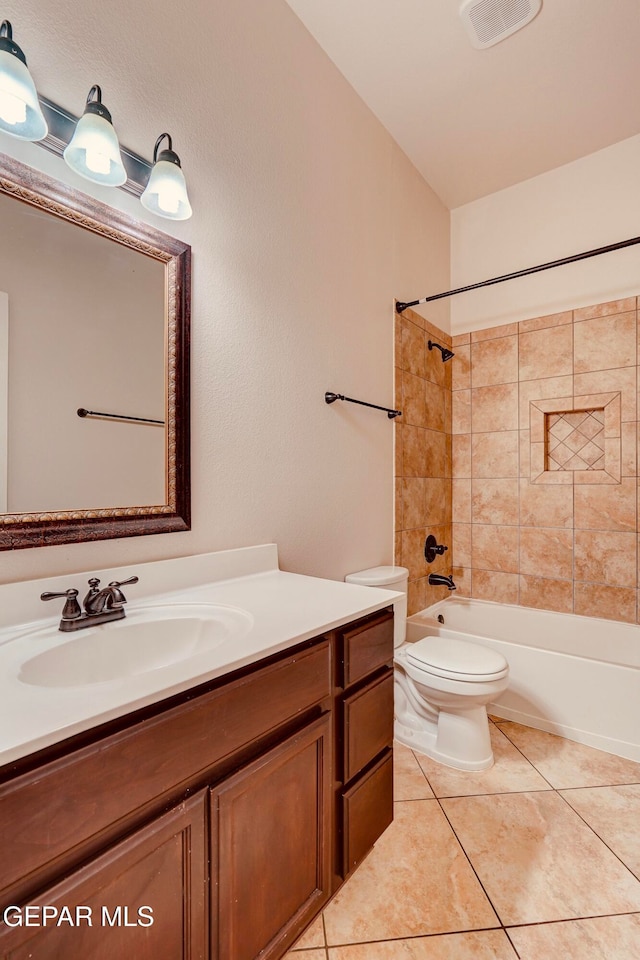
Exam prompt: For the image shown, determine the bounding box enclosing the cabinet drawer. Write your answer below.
[343,672,394,782]
[0,640,331,904]
[342,749,393,876]
[340,609,393,688]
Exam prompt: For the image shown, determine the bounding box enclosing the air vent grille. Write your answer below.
[460,0,542,49]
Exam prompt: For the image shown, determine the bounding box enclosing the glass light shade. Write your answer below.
[141,159,192,221]
[0,49,47,140]
[63,112,127,186]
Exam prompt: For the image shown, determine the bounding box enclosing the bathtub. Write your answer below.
[407,597,640,762]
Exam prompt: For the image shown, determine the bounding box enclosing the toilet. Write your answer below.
[345,566,509,771]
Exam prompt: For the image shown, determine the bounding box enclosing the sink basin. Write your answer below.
[17,603,254,688]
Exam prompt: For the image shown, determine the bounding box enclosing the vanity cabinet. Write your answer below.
[0,607,394,960]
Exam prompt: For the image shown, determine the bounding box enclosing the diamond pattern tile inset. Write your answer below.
[547,410,605,472]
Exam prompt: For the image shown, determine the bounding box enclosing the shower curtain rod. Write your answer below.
[395,235,640,314]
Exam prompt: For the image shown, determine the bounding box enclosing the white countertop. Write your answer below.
[0,545,401,767]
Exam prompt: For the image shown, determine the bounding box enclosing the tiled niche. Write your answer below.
[529,393,621,484]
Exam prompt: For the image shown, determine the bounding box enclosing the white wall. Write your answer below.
[451,134,640,333]
[0,0,449,584]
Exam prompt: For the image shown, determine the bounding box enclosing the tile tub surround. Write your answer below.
[286,724,640,959]
[451,295,640,623]
[394,305,453,615]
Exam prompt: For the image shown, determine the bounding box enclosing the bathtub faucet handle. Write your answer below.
[425,534,448,564]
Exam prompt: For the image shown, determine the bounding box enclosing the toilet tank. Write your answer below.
[345,566,408,648]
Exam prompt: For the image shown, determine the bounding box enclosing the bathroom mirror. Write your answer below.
[0,153,190,550]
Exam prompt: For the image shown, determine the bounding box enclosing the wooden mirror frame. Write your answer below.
[0,154,190,550]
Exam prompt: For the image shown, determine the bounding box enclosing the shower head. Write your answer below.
[428,340,455,362]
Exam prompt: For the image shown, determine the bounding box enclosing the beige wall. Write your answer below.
[451,296,640,624]
[393,307,453,616]
[451,135,640,334]
[0,0,449,583]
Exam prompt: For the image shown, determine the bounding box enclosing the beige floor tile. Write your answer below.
[290,915,325,950]
[498,721,640,788]
[322,800,498,944]
[284,950,326,960]
[508,914,640,959]
[394,742,435,800]
[414,724,551,798]
[560,784,640,878]
[441,791,640,924]
[327,929,517,958]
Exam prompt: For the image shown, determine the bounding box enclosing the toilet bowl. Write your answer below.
[345,566,509,771]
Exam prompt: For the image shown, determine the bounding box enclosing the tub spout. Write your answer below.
[428,573,456,591]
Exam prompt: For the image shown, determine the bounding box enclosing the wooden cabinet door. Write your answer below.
[210,714,332,960]
[0,792,207,960]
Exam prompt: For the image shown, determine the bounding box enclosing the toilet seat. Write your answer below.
[406,637,508,682]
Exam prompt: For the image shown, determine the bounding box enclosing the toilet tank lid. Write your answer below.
[345,566,409,587]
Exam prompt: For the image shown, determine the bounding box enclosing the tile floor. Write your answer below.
[285,720,640,959]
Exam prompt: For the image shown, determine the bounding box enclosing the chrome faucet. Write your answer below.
[41,576,139,632]
[428,573,456,591]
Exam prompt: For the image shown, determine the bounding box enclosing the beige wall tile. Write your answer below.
[403,425,428,477]
[394,531,402,566]
[518,377,573,429]
[574,530,637,588]
[519,527,573,580]
[452,522,472,567]
[394,366,403,410]
[402,370,427,427]
[574,312,636,373]
[425,428,447,478]
[453,478,472,523]
[452,434,472,478]
[519,478,573,528]
[452,389,471,434]
[519,430,531,477]
[574,582,637,623]
[451,344,471,391]
[574,367,636,420]
[452,566,472,596]
[425,478,451,526]
[471,431,519,478]
[574,478,637,532]
[425,338,447,386]
[472,524,519,573]
[424,378,446,432]
[472,383,519,432]
[407,576,427,616]
[472,569,519,604]
[472,479,519,525]
[402,527,428,581]
[395,422,403,477]
[519,575,573,613]
[518,310,573,334]
[402,477,426,530]
[471,322,519,342]
[574,297,636,320]
[444,433,452,478]
[622,422,637,475]
[471,335,518,387]
[402,318,427,378]
[395,479,403,532]
[452,332,470,346]
[519,324,573,381]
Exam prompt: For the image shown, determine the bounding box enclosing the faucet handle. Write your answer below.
[40,588,82,620]
[107,575,139,605]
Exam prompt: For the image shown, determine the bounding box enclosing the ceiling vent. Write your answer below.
[460,0,542,49]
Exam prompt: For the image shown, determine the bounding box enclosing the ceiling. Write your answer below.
[284,0,640,208]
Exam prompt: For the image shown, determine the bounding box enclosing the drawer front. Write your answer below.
[0,640,331,903]
[340,609,393,688]
[342,749,393,876]
[343,671,394,782]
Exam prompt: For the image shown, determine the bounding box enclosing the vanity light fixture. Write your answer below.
[0,20,47,141]
[63,85,127,186]
[140,133,192,221]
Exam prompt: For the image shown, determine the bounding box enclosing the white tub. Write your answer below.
[407,597,640,762]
